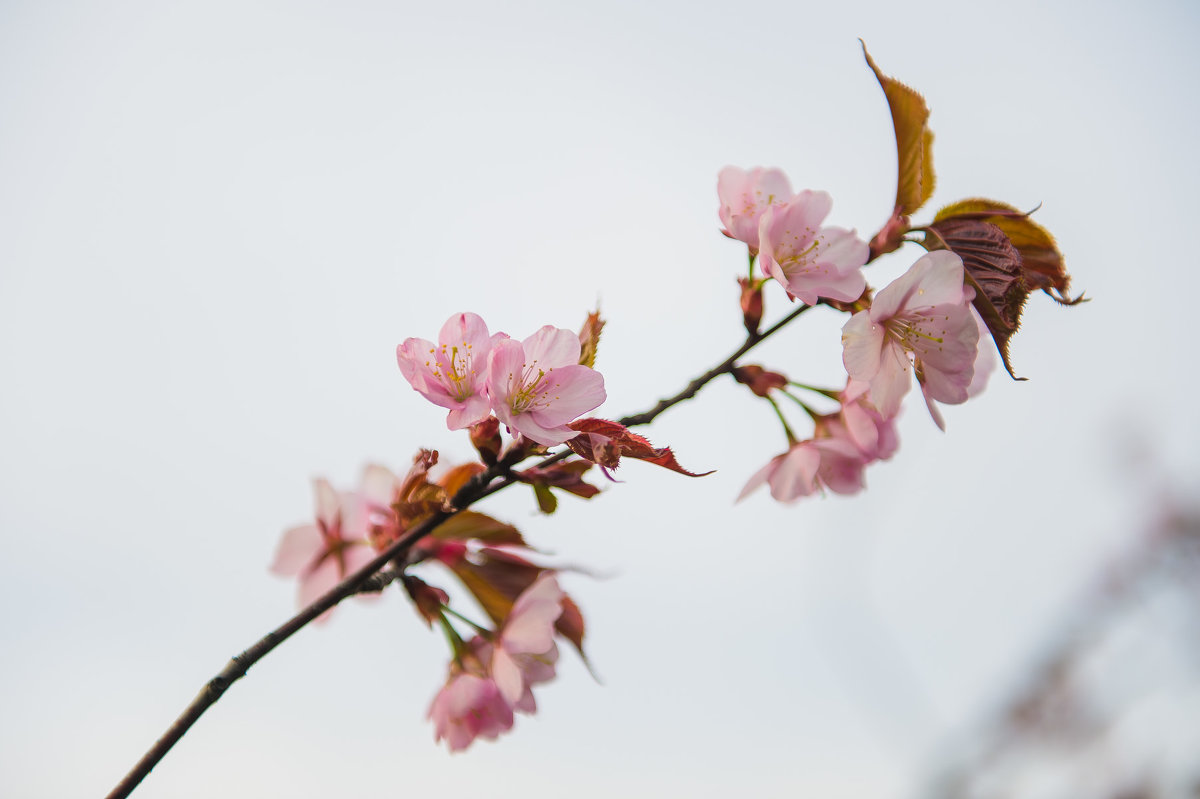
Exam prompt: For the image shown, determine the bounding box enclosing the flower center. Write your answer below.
[508,360,559,414]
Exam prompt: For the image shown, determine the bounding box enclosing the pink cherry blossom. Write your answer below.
[921,308,996,430]
[717,166,794,253]
[824,379,900,461]
[490,573,563,709]
[397,312,494,430]
[840,250,979,421]
[427,672,515,752]
[757,192,868,305]
[737,438,868,503]
[270,477,376,620]
[487,326,606,447]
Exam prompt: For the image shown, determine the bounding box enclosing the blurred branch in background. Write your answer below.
[923,491,1200,799]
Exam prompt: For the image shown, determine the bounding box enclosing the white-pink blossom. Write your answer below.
[427,672,515,753]
[397,312,494,430]
[840,251,979,423]
[490,573,564,709]
[737,438,868,503]
[488,326,606,446]
[270,478,375,620]
[717,166,794,253]
[757,191,868,305]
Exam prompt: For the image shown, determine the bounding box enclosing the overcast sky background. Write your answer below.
[2,1,1198,797]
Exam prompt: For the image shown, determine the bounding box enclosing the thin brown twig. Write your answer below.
[104,300,815,799]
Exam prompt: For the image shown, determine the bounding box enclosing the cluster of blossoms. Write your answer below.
[720,165,997,501]
[267,46,1080,759]
[396,313,606,446]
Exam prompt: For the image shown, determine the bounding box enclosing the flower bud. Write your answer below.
[469,416,502,465]
[738,277,763,335]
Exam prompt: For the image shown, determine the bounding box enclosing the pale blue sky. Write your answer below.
[2,1,1197,797]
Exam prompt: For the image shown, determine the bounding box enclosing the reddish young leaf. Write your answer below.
[567,418,713,477]
[863,41,936,216]
[577,309,605,369]
[926,217,1027,379]
[933,198,1083,305]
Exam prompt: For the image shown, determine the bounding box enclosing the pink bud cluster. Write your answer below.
[397,313,607,447]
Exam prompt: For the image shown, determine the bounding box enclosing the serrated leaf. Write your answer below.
[927,218,1027,378]
[863,41,936,216]
[933,198,1081,304]
[567,418,714,477]
[430,510,526,546]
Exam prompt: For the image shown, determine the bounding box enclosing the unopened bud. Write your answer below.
[738,277,764,335]
[731,364,788,398]
[469,416,502,465]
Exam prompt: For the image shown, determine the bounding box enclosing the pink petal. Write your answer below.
[491,647,525,706]
[505,413,577,447]
[868,341,914,420]
[841,311,884,382]
[313,478,344,532]
[445,393,491,430]
[525,364,606,427]
[359,463,399,507]
[486,337,529,409]
[270,524,323,576]
[736,455,781,502]
[437,312,491,355]
[298,556,341,619]
[769,444,821,502]
[521,326,582,369]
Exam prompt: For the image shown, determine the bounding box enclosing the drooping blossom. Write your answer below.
[823,379,900,461]
[737,438,868,503]
[921,307,995,430]
[757,191,868,305]
[840,250,979,422]
[488,326,606,446]
[717,166,794,253]
[397,312,494,430]
[490,573,563,709]
[428,671,515,753]
[270,477,376,619]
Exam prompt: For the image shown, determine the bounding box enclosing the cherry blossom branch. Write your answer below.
[617,302,812,427]
[105,299,816,799]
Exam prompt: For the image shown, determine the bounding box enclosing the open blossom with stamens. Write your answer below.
[397,312,494,430]
[757,191,868,305]
[840,251,979,421]
[717,166,794,253]
[270,477,376,620]
[488,326,606,447]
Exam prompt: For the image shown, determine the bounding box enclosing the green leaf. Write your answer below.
[862,41,936,216]
[533,482,558,514]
